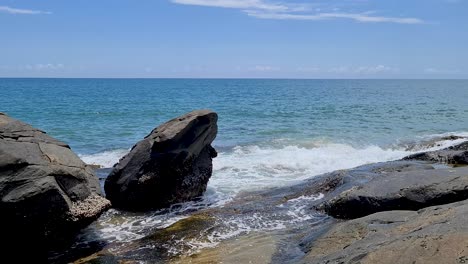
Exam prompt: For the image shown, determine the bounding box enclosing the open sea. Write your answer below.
[1,78,468,260]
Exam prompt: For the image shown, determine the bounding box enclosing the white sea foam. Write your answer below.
[209,133,468,195]
[79,149,129,168]
[211,143,407,195]
[81,189,228,243]
[78,133,468,198]
[407,131,468,152]
[77,133,467,247]
[163,193,326,256]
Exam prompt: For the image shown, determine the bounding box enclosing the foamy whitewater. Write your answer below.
[81,133,468,198]
[75,133,468,250]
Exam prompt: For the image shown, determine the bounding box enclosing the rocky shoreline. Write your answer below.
[71,137,468,263]
[1,111,468,263]
[0,110,218,263]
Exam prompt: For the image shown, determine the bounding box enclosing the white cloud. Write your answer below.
[424,68,461,74]
[329,65,399,74]
[245,10,423,24]
[24,64,64,71]
[171,0,289,11]
[355,65,399,74]
[249,65,280,71]
[0,6,51,15]
[171,0,424,24]
[329,66,350,73]
[297,66,320,72]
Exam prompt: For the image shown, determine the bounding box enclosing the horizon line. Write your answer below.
[1,77,467,80]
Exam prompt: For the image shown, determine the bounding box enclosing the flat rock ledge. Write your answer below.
[301,200,468,264]
[0,113,110,244]
[105,110,218,211]
[320,166,468,219]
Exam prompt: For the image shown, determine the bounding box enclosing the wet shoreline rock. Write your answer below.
[320,166,468,219]
[68,141,468,264]
[105,110,218,211]
[404,141,468,165]
[403,135,465,151]
[0,114,110,247]
[303,140,468,263]
[55,133,468,263]
[301,200,468,264]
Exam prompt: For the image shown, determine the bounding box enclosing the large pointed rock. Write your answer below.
[105,110,218,210]
[0,113,110,243]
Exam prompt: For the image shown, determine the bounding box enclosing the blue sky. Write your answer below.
[0,0,467,78]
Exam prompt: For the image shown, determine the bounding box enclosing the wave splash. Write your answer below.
[79,149,129,168]
[79,133,468,196]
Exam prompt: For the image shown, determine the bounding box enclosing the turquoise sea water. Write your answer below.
[2,78,467,153]
[3,78,468,195]
[2,79,468,190]
[3,78,468,257]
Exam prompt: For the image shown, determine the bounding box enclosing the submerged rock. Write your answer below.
[404,141,468,164]
[320,167,468,219]
[105,110,218,210]
[0,114,110,243]
[301,200,468,264]
[404,134,465,151]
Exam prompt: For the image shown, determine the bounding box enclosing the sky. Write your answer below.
[0,0,467,78]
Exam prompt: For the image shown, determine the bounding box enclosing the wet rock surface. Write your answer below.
[70,161,431,263]
[105,110,218,211]
[63,141,468,264]
[403,135,466,151]
[320,166,468,219]
[404,141,468,164]
[302,140,468,263]
[301,200,468,264]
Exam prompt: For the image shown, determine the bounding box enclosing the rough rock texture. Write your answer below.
[301,200,468,264]
[105,110,218,210]
[0,113,110,242]
[404,141,468,164]
[320,167,468,219]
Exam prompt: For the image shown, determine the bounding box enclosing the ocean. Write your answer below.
[2,78,468,258]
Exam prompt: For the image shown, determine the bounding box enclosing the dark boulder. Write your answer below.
[0,114,110,244]
[404,141,468,164]
[320,166,468,219]
[105,110,218,211]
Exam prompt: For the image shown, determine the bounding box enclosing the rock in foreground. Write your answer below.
[302,200,468,264]
[105,110,218,210]
[0,113,110,242]
[320,166,468,219]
